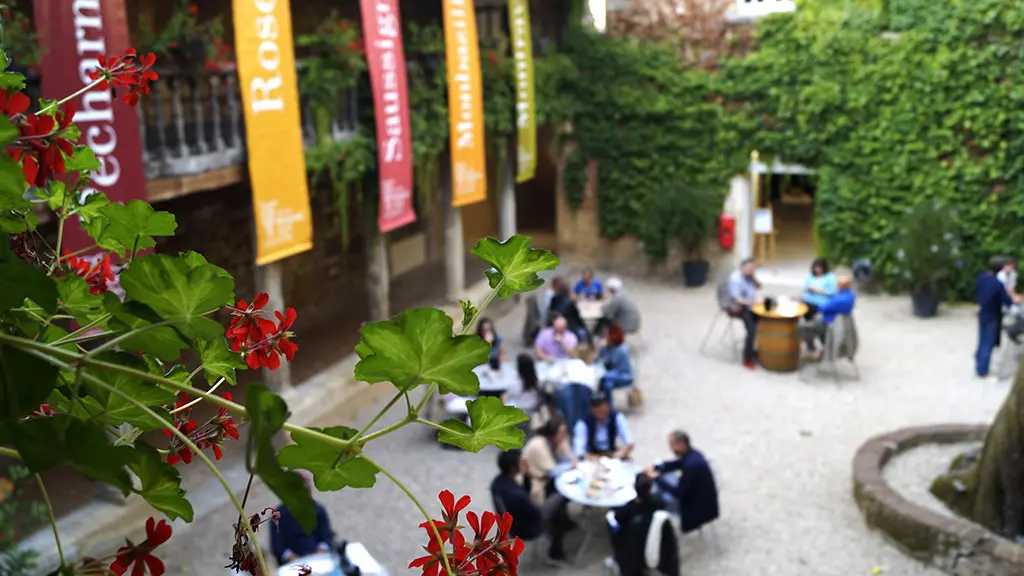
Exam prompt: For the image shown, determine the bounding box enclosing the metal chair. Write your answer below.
[803,314,860,381]
[699,282,743,359]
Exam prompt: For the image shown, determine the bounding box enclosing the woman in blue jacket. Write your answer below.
[597,324,633,410]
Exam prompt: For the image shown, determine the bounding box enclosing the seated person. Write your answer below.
[645,431,719,534]
[573,268,604,300]
[550,280,590,342]
[801,258,837,320]
[799,274,856,361]
[728,258,761,370]
[572,393,634,459]
[476,317,504,364]
[597,324,634,409]
[596,277,641,337]
[504,353,544,416]
[522,416,575,504]
[533,315,579,361]
[491,449,573,566]
[270,474,335,565]
[606,473,679,576]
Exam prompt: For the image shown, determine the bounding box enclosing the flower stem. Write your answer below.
[356,450,454,576]
[0,446,19,459]
[354,388,406,439]
[56,244,100,263]
[51,313,113,346]
[35,473,66,568]
[86,319,177,357]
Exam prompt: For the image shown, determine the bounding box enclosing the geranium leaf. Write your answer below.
[0,242,58,314]
[245,385,317,533]
[104,293,188,362]
[278,427,378,491]
[354,308,490,395]
[119,253,234,341]
[0,152,27,206]
[0,343,58,423]
[437,397,528,453]
[195,337,245,386]
[86,353,176,430]
[57,276,106,323]
[91,200,177,257]
[131,443,194,522]
[66,145,100,172]
[459,299,478,333]
[471,236,559,299]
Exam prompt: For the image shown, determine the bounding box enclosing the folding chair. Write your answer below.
[699,282,743,359]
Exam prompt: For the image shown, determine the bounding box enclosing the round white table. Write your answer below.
[554,458,639,566]
[536,359,606,392]
[274,543,388,576]
[473,362,519,395]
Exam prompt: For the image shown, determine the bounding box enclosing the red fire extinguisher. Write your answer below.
[719,214,736,250]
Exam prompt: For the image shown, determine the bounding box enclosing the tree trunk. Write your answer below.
[931,362,1024,538]
[364,227,390,321]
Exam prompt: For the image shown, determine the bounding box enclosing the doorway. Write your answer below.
[765,173,817,261]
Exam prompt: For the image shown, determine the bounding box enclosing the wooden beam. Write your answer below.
[146,165,246,204]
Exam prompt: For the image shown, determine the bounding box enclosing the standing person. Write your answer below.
[491,449,573,566]
[476,317,503,365]
[533,315,580,361]
[728,258,762,370]
[976,259,1016,381]
[597,323,634,409]
[645,431,719,533]
[597,277,641,337]
[574,268,604,300]
[998,258,1024,343]
[572,394,635,459]
[801,258,837,320]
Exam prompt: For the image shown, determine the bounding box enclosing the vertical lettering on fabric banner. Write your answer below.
[32,0,148,253]
[442,0,487,207]
[360,0,417,233]
[232,0,313,265]
[508,0,535,183]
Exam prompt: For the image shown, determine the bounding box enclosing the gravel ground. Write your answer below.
[883,442,981,517]
[157,275,1013,576]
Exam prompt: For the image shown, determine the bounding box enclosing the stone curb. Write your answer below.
[23,278,501,576]
[851,424,1024,575]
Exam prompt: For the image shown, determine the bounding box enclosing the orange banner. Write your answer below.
[443,0,487,206]
[233,0,313,265]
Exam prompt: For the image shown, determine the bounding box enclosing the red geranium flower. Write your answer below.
[62,251,115,295]
[0,90,29,119]
[109,517,172,576]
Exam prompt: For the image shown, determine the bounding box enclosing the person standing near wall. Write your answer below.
[976,259,1018,381]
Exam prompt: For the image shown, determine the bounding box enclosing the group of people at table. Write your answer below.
[469,271,720,572]
[728,257,857,370]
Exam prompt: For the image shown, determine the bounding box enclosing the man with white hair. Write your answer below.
[600,277,641,335]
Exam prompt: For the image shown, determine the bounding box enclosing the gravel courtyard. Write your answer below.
[158,273,1011,576]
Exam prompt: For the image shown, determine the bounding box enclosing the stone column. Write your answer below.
[729,174,752,266]
[443,154,465,301]
[498,138,518,241]
[257,261,291,390]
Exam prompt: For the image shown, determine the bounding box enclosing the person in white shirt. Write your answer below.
[572,394,634,459]
[1001,257,1024,343]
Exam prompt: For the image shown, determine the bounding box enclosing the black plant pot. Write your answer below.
[911,290,941,318]
[682,260,710,287]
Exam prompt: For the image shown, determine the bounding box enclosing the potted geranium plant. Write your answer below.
[893,202,960,318]
[643,185,722,287]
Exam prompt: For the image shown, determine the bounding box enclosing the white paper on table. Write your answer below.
[563,359,596,390]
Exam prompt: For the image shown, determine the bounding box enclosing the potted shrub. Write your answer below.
[893,202,960,318]
[643,185,722,287]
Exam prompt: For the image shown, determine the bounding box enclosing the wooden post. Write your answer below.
[498,138,518,241]
[257,261,291,390]
[443,153,465,302]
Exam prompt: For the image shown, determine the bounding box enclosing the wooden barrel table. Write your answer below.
[752,301,809,373]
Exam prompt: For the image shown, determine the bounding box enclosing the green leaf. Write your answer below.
[195,337,245,386]
[104,293,188,362]
[245,385,316,533]
[119,253,234,340]
[459,299,478,333]
[470,236,559,299]
[0,153,27,207]
[0,116,18,147]
[131,443,194,522]
[0,343,59,423]
[57,276,106,323]
[437,397,528,453]
[354,308,490,395]
[86,353,176,430]
[66,146,100,172]
[278,427,378,491]
[0,71,26,91]
[91,200,177,257]
[0,245,58,314]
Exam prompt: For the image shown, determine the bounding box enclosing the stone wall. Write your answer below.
[852,424,1024,575]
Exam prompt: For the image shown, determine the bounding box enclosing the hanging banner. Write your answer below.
[32,0,147,253]
[508,0,536,183]
[233,0,313,264]
[443,0,487,207]
[360,0,417,233]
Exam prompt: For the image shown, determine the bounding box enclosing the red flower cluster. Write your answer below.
[410,491,524,576]
[163,392,239,465]
[206,38,234,71]
[89,49,159,106]
[226,507,279,575]
[29,403,56,418]
[109,517,172,576]
[226,293,299,371]
[4,95,75,186]
[62,251,116,295]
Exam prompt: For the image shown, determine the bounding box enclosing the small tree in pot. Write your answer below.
[643,184,722,286]
[891,202,960,318]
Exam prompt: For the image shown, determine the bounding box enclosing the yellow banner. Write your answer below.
[233,0,313,265]
[443,0,487,207]
[508,0,536,183]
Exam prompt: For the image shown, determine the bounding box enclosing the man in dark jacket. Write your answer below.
[646,430,719,533]
[269,475,335,566]
[491,449,572,565]
[977,259,1017,380]
[607,473,679,576]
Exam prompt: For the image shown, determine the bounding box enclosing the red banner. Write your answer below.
[360,0,416,233]
[33,0,148,252]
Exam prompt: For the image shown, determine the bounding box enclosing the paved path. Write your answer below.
[158,275,1011,576]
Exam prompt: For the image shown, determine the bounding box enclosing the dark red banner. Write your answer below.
[360,0,417,233]
[33,0,148,252]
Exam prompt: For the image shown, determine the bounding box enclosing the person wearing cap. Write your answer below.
[599,277,640,336]
[798,274,856,362]
[270,473,336,565]
[572,393,634,459]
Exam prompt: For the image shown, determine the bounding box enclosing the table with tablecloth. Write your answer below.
[555,458,639,566]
